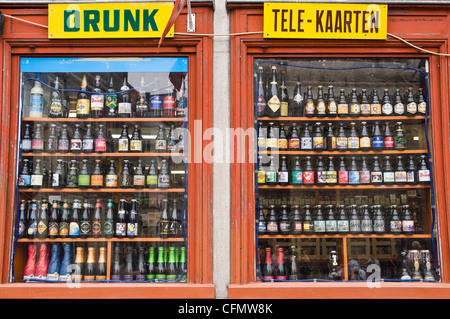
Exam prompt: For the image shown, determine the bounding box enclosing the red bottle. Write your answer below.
[262,247,273,280]
[274,247,286,280]
[35,243,50,279]
[24,243,37,281]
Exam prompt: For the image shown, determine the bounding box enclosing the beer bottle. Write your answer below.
[381,89,393,116]
[395,156,407,184]
[267,66,281,117]
[42,161,51,188]
[133,160,146,189]
[291,205,302,235]
[31,123,44,153]
[80,199,92,238]
[111,246,122,281]
[265,156,277,185]
[258,205,267,234]
[349,205,361,234]
[94,124,107,153]
[316,86,326,117]
[313,205,326,233]
[165,247,178,281]
[303,156,315,184]
[18,200,28,239]
[401,205,414,234]
[266,205,278,234]
[118,76,132,118]
[69,199,81,238]
[373,205,385,234]
[302,205,314,233]
[274,247,286,280]
[360,89,370,116]
[360,156,370,184]
[37,200,49,239]
[325,123,336,151]
[71,246,85,282]
[123,246,134,281]
[130,125,143,152]
[266,122,278,151]
[26,200,38,239]
[417,88,427,116]
[370,89,382,115]
[325,205,337,233]
[76,75,90,119]
[58,243,73,281]
[371,156,383,184]
[349,156,360,184]
[81,124,94,153]
[360,205,373,234]
[383,156,395,184]
[349,88,360,117]
[256,66,266,117]
[394,122,406,150]
[278,124,288,150]
[58,125,70,153]
[118,125,130,152]
[383,121,394,149]
[280,72,289,117]
[91,159,104,188]
[115,199,128,238]
[169,199,182,238]
[288,123,300,150]
[46,124,58,153]
[29,79,44,118]
[291,156,303,185]
[359,122,371,151]
[35,243,50,279]
[119,159,131,188]
[159,199,171,238]
[389,205,402,234]
[304,86,315,117]
[292,81,303,116]
[158,159,171,188]
[316,156,327,186]
[405,87,417,116]
[59,200,70,238]
[406,155,417,184]
[146,159,158,188]
[347,122,360,150]
[338,156,348,184]
[300,123,312,150]
[179,247,187,282]
[278,156,289,186]
[337,89,349,117]
[70,124,83,152]
[155,125,167,152]
[51,159,64,188]
[337,205,349,233]
[136,246,147,281]
[167,125,178,151]
[104,199,115,238]
[257,122,266,150]
[417,155,431,184]
[262,247,274,280]
[146,246,156,281]
[327,85,337,117]
[96,247,107,281]
[372,121,384,149]
[21,124,32,152]
[30,159,43,188]
[393,88,405,116]
[18,159,32,188]
[136,77,149,118]
[336,122,348,150]
[312,122,324,151]
[288,246,298,281]
[105,77,118,117]
[155,246,166,281]
[127,199,139,238]
[92,199,104,238]
[78,159,90,188]
[84,246,96,281]
[105,160,118,188]
[91,75,104,118]
[278,205,290,235]
[47,243,61,282]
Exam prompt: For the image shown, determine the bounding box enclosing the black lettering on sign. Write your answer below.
[272,9,280,32]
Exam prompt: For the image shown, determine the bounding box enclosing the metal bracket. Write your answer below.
[187,13,196,33]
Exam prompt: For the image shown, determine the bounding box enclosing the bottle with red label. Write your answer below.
[338,156,348,184]
[316,156,327,186]
[278,124,288,150]
[288,123,300,150]
[417,155,431,184]
[371,156,383,184]
[95,124,107,153]
[383,121,394,149]
[262,247,274,280]
[163,80,176,117]
[359,156,371,184]
[274,247,286,280]
[303,156,315,184]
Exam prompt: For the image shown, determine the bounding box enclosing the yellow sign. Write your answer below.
[264,3,387,39]
[48,2,174,39]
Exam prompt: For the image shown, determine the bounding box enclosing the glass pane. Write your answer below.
[12,57,188,283]
[254,58,439,282]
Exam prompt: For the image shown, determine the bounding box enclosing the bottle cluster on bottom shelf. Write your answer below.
[258,204,419,235]
[23,242,187,282]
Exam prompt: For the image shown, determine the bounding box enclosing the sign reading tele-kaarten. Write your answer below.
[48,2,174,39]
[264,3,387,39]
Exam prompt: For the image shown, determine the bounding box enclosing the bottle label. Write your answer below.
[58,139,69,151]
[18,175,31,186]
[314,220,326,232]
[279,221,290,232]
[360,171,370,184]
[265,171,277,183]
[158,174,170,188]
[91,95,104,111]
[361,221,373,232]
[37,220,47,235]
[291,171,303,184]
[313,137,324,150]
[407,171,415,183]
[373,220,385,232]
[118,138,129,151]
[303,171,315,184]
[30,94,44,115]
[395,136,406,149]
[59,222,69,236]
[394,103,405,114]
[77,99,90,115]
[268,95,281,113]
[360,103,370,115]
[326,171,337,184]
[289,138,300,149]
[395,171,407,183]
[116,221,127,236]
[350,103,360,114]
[91,175,104,187]
[293,94,303,104]
[339,171,348,183]
[350,220,361,232]
[349,171,360,184]
[257,96,266,114]
[372,137,383,148]
[267,221,278,233]
[328,137,337,150]
[301,137,312,149]
[83,139,94,151]
[336,137,347,149]
[258,221,267,233]
[69,222,80,236]
[31,139,44,151]
[338,103,348,115]
[384,136,394,148]
[106,94,118,112]
[104,220,114,235]
[95,139,107,152]
[347,137,359,149]
[402,220,414,232]
[337,220,349,232]
[150,96,162,110]
[407,102,417,114]
[419,169,430,182]
[371,103,381,115]
[278,138,288,149]
[50,99,62,116]
[105,175,118,187]
[390,220,402,232]
[278,171,289,184]
[382,103,393,115]
[27,221,37,235]
[418,102,427,114]
[317,171,327,184]
[146,175,158,186]
[67,173,78,187]
[48,222,59,236]
[371,172,383,183]
[280,102,289,116]
[92,221,102,235]
[328,101,337,114]
[80,221,91,235]
[305,101,315,115]
[78,175,90,186]
[163,96,176,116]
[258,137,266,149]
[130,140,142,151]
[70,139,82,151]
[30,175,43,187]
[22,139,32,151]
[383,172,395,183]
[118,102,132,115]
[303,222,313,232]
[155,139,167,151]
[326,220,337,232]
[360,137,371,148]
[294,221,302,232]
[316,101,326,114]
[133,175,145,186]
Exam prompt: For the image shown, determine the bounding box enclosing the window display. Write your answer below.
[13,57,189,283]
[254,58,439,282]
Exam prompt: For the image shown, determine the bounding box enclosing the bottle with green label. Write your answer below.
[155,246,166,281]
[146,160,158,188]
[146,247,156,281]
[78,159,90,188]
[166,247,178,281]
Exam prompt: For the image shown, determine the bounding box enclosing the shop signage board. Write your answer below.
[48,2,175,39]
[263,2,387,39]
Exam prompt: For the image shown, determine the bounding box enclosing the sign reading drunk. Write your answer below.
[264,3,387,39]
[48,2,175,39]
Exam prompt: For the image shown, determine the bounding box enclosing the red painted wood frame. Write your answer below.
[228,4,450,298]
[0,4,214,298]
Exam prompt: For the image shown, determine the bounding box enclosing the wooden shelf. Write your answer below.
[22,152,184,157]
[257,116,426,122]
[19,187,185,193]
[258,149,428,155]
[258,184,430,190]
[17,237,185,243]
[22,117,185,123]
[258,234,431,239]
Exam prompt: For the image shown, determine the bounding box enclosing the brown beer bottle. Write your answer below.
[84,246,96,281]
